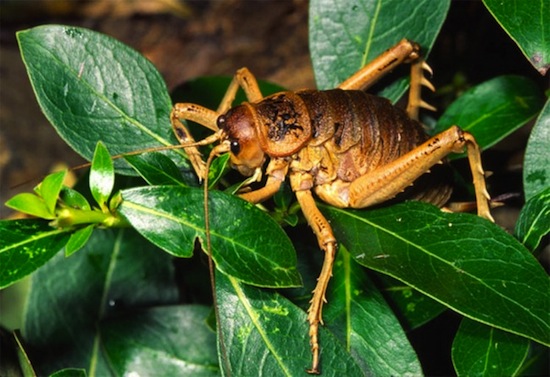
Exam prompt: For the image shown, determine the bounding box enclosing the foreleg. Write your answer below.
[171,68,264,180]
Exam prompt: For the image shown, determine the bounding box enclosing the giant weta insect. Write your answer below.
[171,39,493,374]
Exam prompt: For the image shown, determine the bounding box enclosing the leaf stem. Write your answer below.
[53,207,128,228]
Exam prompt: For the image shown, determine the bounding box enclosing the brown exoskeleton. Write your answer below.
[171,39,493,374]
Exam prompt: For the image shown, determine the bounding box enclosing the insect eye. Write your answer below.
[230,140,241,155]
[217,115,226,129]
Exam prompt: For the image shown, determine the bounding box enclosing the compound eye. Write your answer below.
[230,140,241,155]
[217,115,226,129]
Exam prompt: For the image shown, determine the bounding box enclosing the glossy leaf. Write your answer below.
[119,186,301,288]
[435,75,545,153]
[124,152,188,187]
[377,274,446,330]
[452,319,529,377]
[207,153,230,189]
[515,187,550,253]
[22,228,178,375]
[483,0,550,75]
[0,219,71,289]
[215,271,362,376]
[60,187,91,210]
[523,98,550,200]
[322,201,550,347]
[101,306,218,376]
[309,0,450,99]
[4,193,53,219]
[35,170,66,214]
[16,25,186,175]
[64,225,94,257]
[324,246,422,375]
[90,142,114,209]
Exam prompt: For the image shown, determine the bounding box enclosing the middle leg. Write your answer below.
[291,171,338,374]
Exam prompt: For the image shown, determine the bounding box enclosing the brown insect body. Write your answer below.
[221,89,452,209]
[171,39,492,374]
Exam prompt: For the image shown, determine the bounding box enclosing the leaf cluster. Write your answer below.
[1,1,549,376]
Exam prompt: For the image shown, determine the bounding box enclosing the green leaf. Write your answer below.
[322,201,550,347]
[515,187,550,253]
[324,246,422,375]
[483,0,550,75]
[119,186,301,288]
[215,271,363,376]
[207,153,230,189]
[35,170,66,214]
[64,225,94,257]
[124,152,188,187]
[90,142,114,209]
[4,193,53,219]
[60,187,91,210]
[309,0,450,99]
[49,368,87,377]
[0,219,71,289]
[523,98,550,200]
[22,228,178,375]
[101,306,219,376]
[435,76,544,154]
[16,25,185,175]
[377,274,446,330]
[452,319,529,377]
[14,330,36,377]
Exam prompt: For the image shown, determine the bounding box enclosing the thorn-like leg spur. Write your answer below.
[293,189,337,375]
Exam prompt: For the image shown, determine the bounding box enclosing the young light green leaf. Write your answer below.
[515,187,550,253]
[65,225,94,257]
[324,246,423,375]
[90,142,114,210]
[322,201,550,347]
[124,152,188,187]
[22,228,178,375]
[5,193,53,219]
[309,0,450,99]
[0,219,71,289]
[16,25,186,175]
[452,319,529,377]
[35,170,66,214]
[483,0,550,75]
[523,98,550,200]
[101,306,219,376]
[215,271,362,376]
[435,75,544,154]
[119,186,301,288]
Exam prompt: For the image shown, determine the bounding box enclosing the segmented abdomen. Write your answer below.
[297,89,453,206]
[297,89,427,179]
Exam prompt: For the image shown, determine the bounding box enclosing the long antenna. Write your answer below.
[203,141,231,375]
[10,137,220,190]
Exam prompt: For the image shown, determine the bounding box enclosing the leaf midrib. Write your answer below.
[328,206,550,343]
